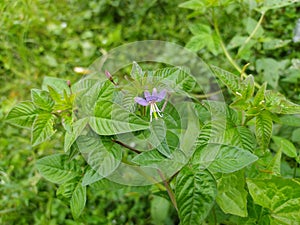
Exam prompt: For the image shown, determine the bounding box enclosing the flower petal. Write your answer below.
[134,97,149,106]
[144,90,151,101]
[152,88,158,97]
[156,89,166,102]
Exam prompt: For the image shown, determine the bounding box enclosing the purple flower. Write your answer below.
[134,88,166,122]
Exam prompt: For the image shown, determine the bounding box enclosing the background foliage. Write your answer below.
[1,0,300,224]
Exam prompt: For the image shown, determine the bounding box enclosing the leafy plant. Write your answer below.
[7,55,300,224]
[3,0,300,224]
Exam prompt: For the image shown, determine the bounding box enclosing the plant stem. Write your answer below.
[157,169,178,212]
[236,12,265,58]
[213,11,242,74]
[112,139,142,154]
[212,10,261,88]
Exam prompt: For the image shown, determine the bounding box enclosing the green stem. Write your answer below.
[213,15,241,73]
[212,10,261,89]
[157,169,178,212]
[236,12,265,58]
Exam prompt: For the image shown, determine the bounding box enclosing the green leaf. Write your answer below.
[227,126,256,152]
[253,82,267,106]
[277,99,300,114]
[272,136,297,158]
[255,110,273,149]
[56,178,78,200]
[255,0,300,13]
[36,154,81,184]
[70,182,86,219]
[263,38,291,50]
[180,102,201,157]
[265,90,300,114]
[82,167,103,186]
[206,33,220,55]
[151,196,171,225]
[193,118,255,154]
[77,135,122,178]
[117,120,170,153]
[279,115,300,127]
[179,0,206,11]
[227,36,248,49]
[216,170,248,217]
[188,23,211,35]
[64,118,89,153]
[186,35,207,52]
[31,89,55,111]
[247,177,300,224]
[175,167,217,225]
[77,80,114,116]
[210,66,240,95]
[154,67,197,93]
[89,101,149,135]
[208,144,258,173]
[130,61,145,80]
[132,150,166,166]
[32,113,56,146]
[186,31,219,55]
[240,75,255,101]
[47,85,62,103]
[202,100,240,124]
[6,101,38,128]
[230,98,250,111]
[265,149,282,177]
[42,76,70,95]
[256,58,281,89]
[292,128,300,142]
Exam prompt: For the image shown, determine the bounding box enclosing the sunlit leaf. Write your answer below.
[216,170,248,217]
[272,136,297,158]
[154,67,197,93]
[31,89,55,111]
[175,167,217,225]
[82,167,103,186]
[6,101,38,128]
[64,118,89,153]
[247,177,300,224]
[36,154,81,184]
[253,82,267,106]
[240,75,255,101]
[208,144,258,173]
[56,178,78,200]
[32,113,56,146]
[265,90,300,114]
[130,61,145,79]
[89,101,149,135]
[70,182,86,219]
[255,110,273,149]
[210,66,241,95]
[42,76,70,95]
[77,135,122,178]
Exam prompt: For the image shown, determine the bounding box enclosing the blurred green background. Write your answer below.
[1,0,299,224]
